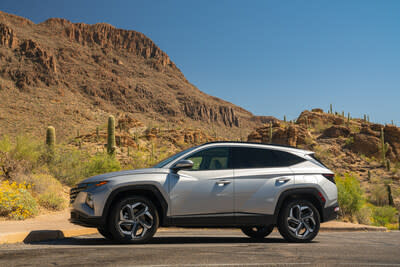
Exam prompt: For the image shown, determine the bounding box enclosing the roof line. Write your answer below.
[200,141,299,150]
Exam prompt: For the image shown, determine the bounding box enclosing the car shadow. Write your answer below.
[28,235,299,246]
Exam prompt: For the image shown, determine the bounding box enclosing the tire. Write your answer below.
[109,196,159,244]
[97,226,113,240]
[277,199,320,243]
[241,225,274,239]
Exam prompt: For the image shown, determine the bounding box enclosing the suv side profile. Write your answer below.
[70,142,339,243]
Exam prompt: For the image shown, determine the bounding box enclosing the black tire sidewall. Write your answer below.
[278,199,320,243]
[109,196,159,244]
[97,226,113,240]
[241,225,274,239]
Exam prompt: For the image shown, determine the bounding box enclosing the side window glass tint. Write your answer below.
[185,147,230,170]
[232,147,305,168]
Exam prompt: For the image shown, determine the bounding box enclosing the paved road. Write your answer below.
[0,229,399,266]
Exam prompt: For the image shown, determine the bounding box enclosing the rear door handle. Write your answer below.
[216,180,231,186]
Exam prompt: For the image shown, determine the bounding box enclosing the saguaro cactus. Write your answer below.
[329,104,333,114]
[269,122,273,143]
[380,128,388,165]
[387,185,394,206]
[96,126,100,141]
[284,115,287,123]
[107,115,116,155]
[46,126,56,149]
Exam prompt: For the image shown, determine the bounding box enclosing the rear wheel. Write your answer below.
[241,225,274,239]
[277,199,320,243]
[109,196,159,244]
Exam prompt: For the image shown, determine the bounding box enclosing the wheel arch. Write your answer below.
[273,188,325,222]
[102,184,168,226]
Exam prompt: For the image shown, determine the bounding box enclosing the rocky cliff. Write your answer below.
[0,11,268,139]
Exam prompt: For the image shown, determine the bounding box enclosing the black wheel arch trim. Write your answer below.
[273,188,327,222]
[102,184,168,226]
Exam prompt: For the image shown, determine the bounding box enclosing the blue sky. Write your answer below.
[1,0,399,123]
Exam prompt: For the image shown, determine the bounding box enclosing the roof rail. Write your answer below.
[199,141,298,149]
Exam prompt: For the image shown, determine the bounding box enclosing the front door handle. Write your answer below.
[216,180,231,186]
[276,177,291,184]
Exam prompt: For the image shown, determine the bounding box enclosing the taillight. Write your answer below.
[323,174,335,184]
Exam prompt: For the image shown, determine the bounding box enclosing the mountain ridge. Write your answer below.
[0,11,274,140]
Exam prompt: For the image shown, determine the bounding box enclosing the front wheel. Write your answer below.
[109,196,159,244]
[241,225,274,239]
[97,226,113,240]
[277,199,320,243]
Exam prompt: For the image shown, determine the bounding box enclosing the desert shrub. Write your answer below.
[0,135,45,180]
[335,173,364,220]
[355,204,373,225]
[369,184,388,206]
[38,192,66,211]
[0,180,38,220]
[0,135,12,152]
[371,206,398,226]
[48,146,88,186]
[23,173,64,195]
[84,153,121,178]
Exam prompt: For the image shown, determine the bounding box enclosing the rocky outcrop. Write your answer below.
[42,18,175,71]
[297,110,344,127]
[384,125,400,159]
[247,124,312,147]
[0,23,18,48]
[321,125,350,138]
[182,101,240,127]
[19,39,57,73]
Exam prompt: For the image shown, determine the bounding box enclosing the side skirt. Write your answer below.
[165,213,275,227]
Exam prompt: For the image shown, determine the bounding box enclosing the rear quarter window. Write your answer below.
[232,147,305,168]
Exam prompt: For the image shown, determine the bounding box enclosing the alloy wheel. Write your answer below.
[287,204,316,239]
[118,202,154,239]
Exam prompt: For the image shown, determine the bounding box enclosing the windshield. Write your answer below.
[153,146,198,168]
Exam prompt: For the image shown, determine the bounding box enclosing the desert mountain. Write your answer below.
[0,11,273,140]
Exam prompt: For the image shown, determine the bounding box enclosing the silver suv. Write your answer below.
[70,142,339,243]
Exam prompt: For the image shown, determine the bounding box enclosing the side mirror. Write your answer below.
[172,160,193,172]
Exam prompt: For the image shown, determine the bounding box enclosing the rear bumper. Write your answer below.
[322,203,339,222]
[70,210,104,228]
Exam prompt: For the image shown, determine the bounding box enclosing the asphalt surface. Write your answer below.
[0,229,399,267]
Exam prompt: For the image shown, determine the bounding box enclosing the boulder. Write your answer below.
[384,125,400,159]
[321,126,350,138]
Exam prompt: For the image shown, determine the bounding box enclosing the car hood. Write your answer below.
[79,168,169,184]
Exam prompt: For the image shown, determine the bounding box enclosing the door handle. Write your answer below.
[276,177,291,184]
[216,180,231,186]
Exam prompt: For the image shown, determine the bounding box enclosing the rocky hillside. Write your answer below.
[0,11,274,140]
[248,108,400,209]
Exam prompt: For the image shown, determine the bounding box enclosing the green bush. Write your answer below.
[0,181,38,220]
[85,153,121,178]
[371,206,398,226]
[38,192,66,211]
[335,173,364,220]
[48,146,88,186]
